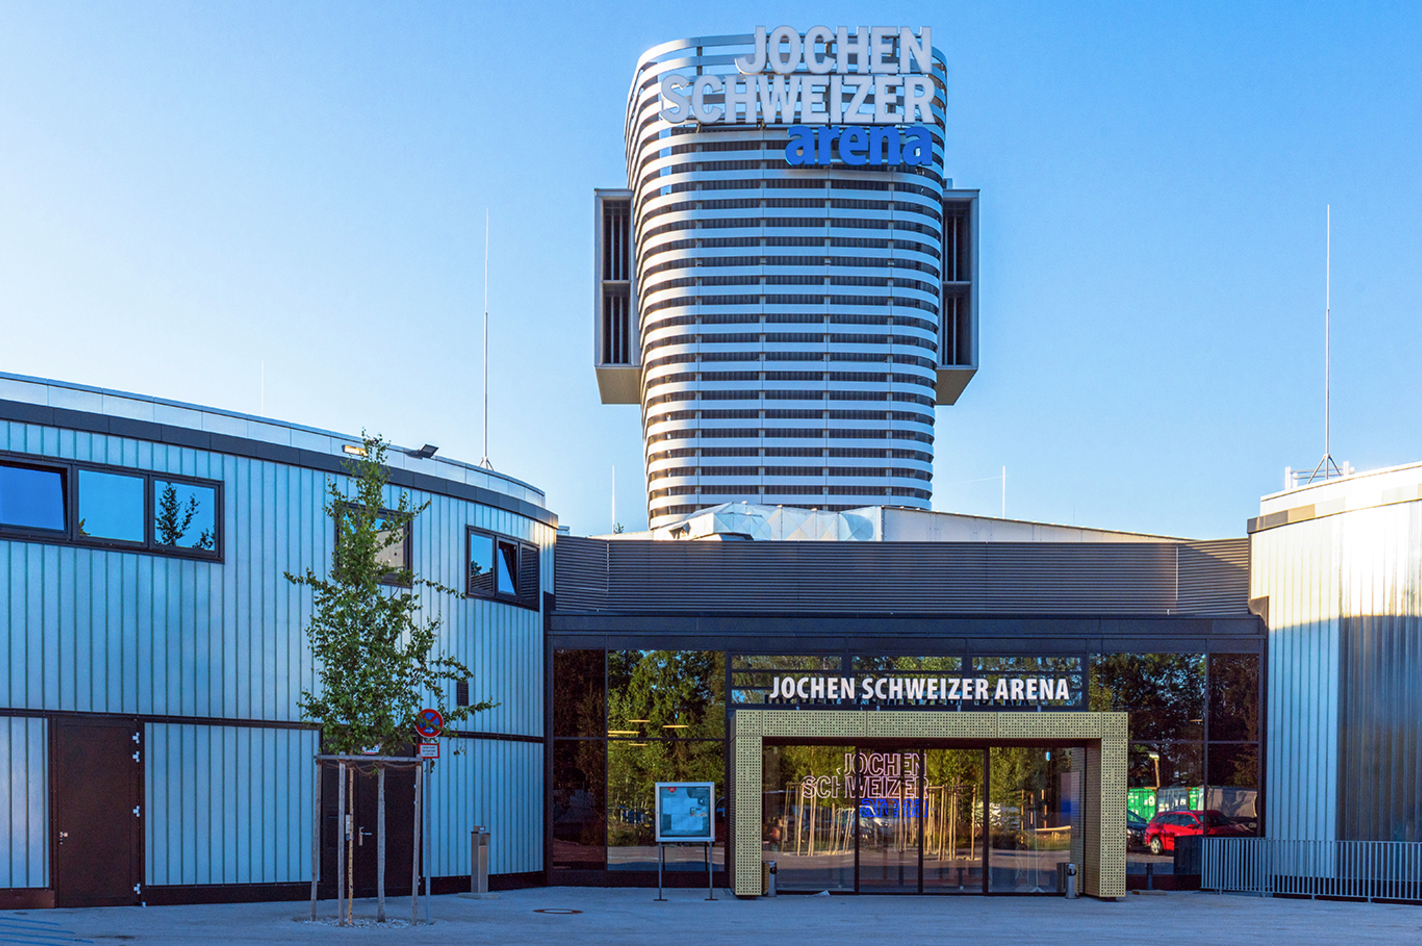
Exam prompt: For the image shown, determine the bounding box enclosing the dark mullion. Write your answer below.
[981,748,990,894]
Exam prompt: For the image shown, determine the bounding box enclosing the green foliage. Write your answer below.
[286,435,494,756]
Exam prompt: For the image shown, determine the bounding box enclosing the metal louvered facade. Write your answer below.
[596,32,979,529]
[0,372,555,906]
[555,535,1252,617]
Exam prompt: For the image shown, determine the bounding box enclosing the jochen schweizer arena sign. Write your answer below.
[657,25,938,168]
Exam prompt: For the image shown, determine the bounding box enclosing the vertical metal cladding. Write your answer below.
[627,35,949,528]
[0,716,48,888]
[0,419,550,735]
[145,723,318,886]
[424,739,543,876]
[1253,515,1340,842]
[0,402,553,889]
[1253,495,1422,842]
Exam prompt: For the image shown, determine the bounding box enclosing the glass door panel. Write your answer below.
[922,748,986,892]
[988,747,1080,893]
[762,744,856,892]
[855,748,921,892]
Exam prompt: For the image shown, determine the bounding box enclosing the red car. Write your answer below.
[1144,809,1244,854]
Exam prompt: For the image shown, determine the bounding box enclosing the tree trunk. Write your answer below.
[346,765,355,925]
[377,766,386,922]
[336,761,347,926]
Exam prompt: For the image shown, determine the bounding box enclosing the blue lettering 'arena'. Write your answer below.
[785,125,934,167]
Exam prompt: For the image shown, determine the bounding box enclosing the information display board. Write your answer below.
[654,782,715,843]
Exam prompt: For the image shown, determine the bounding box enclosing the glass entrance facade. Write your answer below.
[549,645,1261,891]
[763,744,1079,894]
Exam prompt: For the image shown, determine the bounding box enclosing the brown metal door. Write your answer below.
[52,718,141,907]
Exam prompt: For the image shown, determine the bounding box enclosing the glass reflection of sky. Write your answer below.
[78,470,145,541]
[0,465,65,531]
[497,541,517,595]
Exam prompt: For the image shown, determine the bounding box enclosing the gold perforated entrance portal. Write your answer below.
[730,711,1127,898]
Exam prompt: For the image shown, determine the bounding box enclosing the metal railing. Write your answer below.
[1201,838,1422,902]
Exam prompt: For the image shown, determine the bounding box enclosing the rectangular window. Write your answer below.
[153,479,218,552]
[373,517,410,575]
[0,454,222,560]
[468,531,495,596]
[467,527,538,609]
[77,469,145,543]
[0,462,66,532]
[335,505,409,586]
[496,539,518,596]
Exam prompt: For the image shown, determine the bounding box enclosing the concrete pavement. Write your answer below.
[4,887,1420,945]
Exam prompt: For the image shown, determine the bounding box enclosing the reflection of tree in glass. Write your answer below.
[155,484,214,549]
[1208,654,1260,742]
[605,650,725,848]
[1089,653,1205,742]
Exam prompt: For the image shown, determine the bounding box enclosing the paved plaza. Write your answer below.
[3,887,1420,946]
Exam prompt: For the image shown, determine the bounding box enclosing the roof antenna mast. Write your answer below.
[1306,205,1343,485]
[479,209,494,470]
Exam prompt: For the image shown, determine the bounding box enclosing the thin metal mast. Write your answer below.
[479,210,493,470]
[1306,204,1342,484]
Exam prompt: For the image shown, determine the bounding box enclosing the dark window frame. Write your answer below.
[0,451,223,561]
[334,502,413,588]
[466,526,538,610]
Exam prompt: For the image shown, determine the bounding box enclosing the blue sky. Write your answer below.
[2,2,1419,537]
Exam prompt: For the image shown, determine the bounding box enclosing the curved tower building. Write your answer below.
[595,28,978,529]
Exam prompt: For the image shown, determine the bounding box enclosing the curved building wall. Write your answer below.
[0,373,553,901]
[597,32,978,529]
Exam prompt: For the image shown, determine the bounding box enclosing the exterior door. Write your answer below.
[855,748,921,892]
[987,747,1079,892]
[320,761,416,899]
[922,749,986,892]
[51,718,141,907]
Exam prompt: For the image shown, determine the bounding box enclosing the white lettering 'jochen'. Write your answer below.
[664,26,935,127]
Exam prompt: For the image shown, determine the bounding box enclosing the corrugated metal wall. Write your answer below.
[1253,514,1340,842]
[0,716,47,888]
[1253,500,1422,842]
[0,419,551,729]
[556,536,1251,616]
[425,739,543,877]
[1336,502,1422,841]
[145,723,318,886]
[0,417,550,886]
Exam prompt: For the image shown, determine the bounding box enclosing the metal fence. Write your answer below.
[1201,838,1422,902]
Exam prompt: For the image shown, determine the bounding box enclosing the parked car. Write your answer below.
[1144,809,1246,854]
[1126,811,1150,849]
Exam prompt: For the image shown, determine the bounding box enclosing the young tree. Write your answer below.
[287,435,494,923]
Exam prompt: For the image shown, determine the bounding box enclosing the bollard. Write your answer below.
[472,826,491,895]
[767,860,777,897]
[1066,863,1078,899]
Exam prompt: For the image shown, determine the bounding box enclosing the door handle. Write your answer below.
[58,831,68,845]
[358,827,373,846]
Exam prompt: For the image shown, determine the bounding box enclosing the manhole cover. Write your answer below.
[534,909,583,915]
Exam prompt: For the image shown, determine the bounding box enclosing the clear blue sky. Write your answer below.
[2,2,1419,537]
